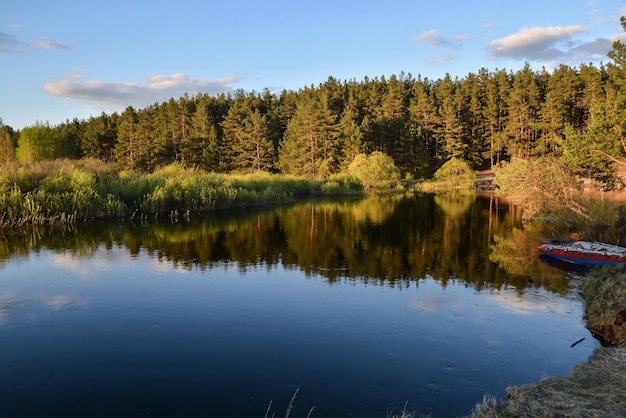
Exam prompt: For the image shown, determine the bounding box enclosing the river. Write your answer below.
[0,194,598,417]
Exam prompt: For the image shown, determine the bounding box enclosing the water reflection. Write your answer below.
[0,292,88,326]
[0,194,572,292]
[0,194,597,418]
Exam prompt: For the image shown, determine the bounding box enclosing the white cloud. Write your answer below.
[34,39,70,51]
[487,25,598,61]
[0,32,70,53]
[0,32,31,53]
[480,22,495,30]
[455,33,474,41]
[426,54,455,65]
[411,29,450,46]
[44,72,241,111]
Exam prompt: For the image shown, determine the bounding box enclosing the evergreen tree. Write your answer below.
[187,95,220,170]
[336,91,364,171]
[435,74,464,160]
[278,90,339,178]
[81,113,117,162]
[0,118,15,164]
[409,77,440,166]
[232,109,274,172]
[507,64,542,158]
[114,106,139,170]
[483,69,510,166]
[540,65,583,156]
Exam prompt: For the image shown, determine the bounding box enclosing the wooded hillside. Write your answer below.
[2,18,625,185]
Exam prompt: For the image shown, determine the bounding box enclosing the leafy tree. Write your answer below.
[433,157,476,189]
[347,151,400,190]
[15,121,65,164]
[493,157,588,219]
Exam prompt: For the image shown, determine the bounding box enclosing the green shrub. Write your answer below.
[433,158,476,189]
[347,152,401,191]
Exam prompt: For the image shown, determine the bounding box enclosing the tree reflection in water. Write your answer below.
[0,194,573,294]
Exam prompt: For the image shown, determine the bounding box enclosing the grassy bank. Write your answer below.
[464,267,626,418]
[0,160,364,227]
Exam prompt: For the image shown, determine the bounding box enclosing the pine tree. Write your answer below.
[187,95,220,170]
[507,64,542,158]
[232,109,274,172]
[435,74,464,160]
[114,106,139,170]
[278,90,339,178]
[409,77,440,165]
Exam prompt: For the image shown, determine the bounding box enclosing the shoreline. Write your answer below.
[463,267,626,418]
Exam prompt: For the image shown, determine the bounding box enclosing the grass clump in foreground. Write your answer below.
[464,267,626,418]
[264,389,427,418]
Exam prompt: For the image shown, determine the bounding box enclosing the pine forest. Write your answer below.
[2,20,626,188]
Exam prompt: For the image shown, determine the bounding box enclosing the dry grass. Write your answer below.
[465,346,626,418]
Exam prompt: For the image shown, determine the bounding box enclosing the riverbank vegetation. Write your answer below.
[492,156,626,244]
[0,159,363,227]
[465,267,626,417]
[416,157,477,191]
[466,346,626,418]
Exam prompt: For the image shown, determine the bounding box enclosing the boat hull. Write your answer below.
[538,242,626,267]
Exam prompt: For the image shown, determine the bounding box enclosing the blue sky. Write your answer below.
[1,0,625,130]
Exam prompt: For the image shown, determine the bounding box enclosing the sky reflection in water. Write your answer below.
[0,196,598,418]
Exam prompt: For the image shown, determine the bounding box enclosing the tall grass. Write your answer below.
[0,160,364,227]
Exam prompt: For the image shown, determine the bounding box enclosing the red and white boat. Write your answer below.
[538,241,626,267]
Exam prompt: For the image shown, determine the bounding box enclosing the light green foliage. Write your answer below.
[492,157,606,225]
[16,122,55,163]
[432,157,476,189]
[347,151,401,190]
[0,161,365,227]
[15,122,77,164]
[0,120,15,164]
[320,173,364,195]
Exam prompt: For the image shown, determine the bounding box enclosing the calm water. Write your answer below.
[0,194,598,418]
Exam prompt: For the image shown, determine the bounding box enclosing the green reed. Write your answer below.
[0,160,364,227]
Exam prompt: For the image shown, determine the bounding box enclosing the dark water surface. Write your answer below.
[0,194,598,417]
